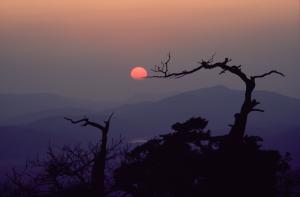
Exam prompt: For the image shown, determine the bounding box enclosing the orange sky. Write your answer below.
[1,0,297,62]
[0,0,297,47]
[0,0,299,101]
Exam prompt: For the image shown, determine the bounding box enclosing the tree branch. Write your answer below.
[104,113,114,125]
[252,108,264,112]
[251,70,285,79]
[64,113,114,131]
[148,55,250,84]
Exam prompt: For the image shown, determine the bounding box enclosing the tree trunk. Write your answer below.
[91,129,108,197]
[229,79,255,142]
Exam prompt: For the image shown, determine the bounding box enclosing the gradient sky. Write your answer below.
[0,0,299,102]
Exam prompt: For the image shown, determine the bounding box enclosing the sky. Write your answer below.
[0,0,299,102]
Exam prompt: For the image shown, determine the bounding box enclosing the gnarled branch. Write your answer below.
[64,113,114,131]
[64,117,105,130]
[251,70,285,79]
[148,56,251,84]
[149,54,285,84]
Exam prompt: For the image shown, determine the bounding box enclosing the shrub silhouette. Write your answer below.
[114,117,289,197]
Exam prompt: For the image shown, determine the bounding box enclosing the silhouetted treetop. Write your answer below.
[172,117,208,132]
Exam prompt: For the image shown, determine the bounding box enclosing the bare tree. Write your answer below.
[149,54,284,143]
[64,113,114,196]
[3,143,97,197]
[4,137,125,197]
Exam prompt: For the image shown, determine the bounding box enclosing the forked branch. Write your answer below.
[151,52,171,77]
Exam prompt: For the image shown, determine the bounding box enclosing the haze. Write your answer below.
[0,0,299,102]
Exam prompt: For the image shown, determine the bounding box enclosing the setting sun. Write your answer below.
[130,66,148,80]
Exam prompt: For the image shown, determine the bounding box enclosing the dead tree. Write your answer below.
[4,136,125,196]
[64,113,114,196]
[149,54,284,143]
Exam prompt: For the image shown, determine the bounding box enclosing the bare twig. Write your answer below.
[150,52,171,77]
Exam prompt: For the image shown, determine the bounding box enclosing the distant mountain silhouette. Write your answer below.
[125,90,180,103]
[0,93,117,125]
[0,86,299,177]
[0,91,181,125]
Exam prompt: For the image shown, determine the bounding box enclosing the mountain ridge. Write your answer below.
[0,86,299,174]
